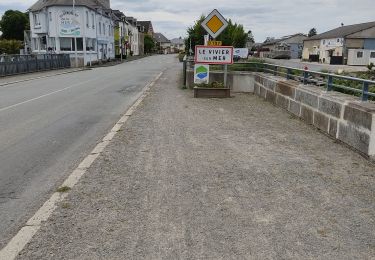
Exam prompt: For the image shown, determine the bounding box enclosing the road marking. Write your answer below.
[0,78,97,113]
[0,69,86,89]
[0,71,164,260]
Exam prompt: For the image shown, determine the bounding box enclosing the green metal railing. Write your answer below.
[205,61,375,101]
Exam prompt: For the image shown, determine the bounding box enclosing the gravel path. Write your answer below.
[17,60,374,259]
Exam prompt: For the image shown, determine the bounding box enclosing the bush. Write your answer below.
[178,52,185,62]
[367,62,374,71]
[196,81,225,88]
[0,39,22,54]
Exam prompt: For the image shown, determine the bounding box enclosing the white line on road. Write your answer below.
[0,70,164,260]
[0,78,97,113]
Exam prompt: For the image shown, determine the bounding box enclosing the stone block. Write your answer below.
[295,89,319,108]
[276,94,289,110]
[313,111,329,132]
[266,90,276,103]
[329,118,338,137]
[232,72,255,93]
[289,100,301,117]
[259,86,266,99]
[254,83,260,96]
[338,122,370,154]
[275,81,296,98]
[319,97,342,118]
[301,105,314,125]
[264,78,276,91]
[344,102,375,131]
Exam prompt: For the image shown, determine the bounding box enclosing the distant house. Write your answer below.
[260,33,307,59]
[137,21,154,36]
[112,10,126,58]
[125,17,139,56]
[170,37,185,53]
[28,0,115,66]
[154,33,171,54]
[303,21,375,65]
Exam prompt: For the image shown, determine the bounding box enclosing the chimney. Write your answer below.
[98,0,110,9]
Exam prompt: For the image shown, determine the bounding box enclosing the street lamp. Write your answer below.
[73,0,78,67]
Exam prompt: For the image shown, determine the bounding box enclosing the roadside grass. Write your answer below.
[61,202,71,209]
[57,186,71,193]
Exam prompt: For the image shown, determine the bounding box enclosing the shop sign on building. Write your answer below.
[59,10,81,37]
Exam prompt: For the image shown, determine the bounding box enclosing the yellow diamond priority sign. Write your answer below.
[201,9,228,39]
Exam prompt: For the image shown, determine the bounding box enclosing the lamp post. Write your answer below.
[73,0,78,67]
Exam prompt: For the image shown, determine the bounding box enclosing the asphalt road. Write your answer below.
[0,54,176,249]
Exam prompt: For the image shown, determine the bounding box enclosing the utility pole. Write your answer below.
[73,0,78,67]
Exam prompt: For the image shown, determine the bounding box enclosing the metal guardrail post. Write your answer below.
[327,75,333,91]
[183,58,187,86]
[362,82,369,101]
[287,68,292,80]
[303,71,308,85]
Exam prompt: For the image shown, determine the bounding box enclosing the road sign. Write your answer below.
[195,45,234,65]
[201,9,228,39]
[208,41,222,46]
[194,64,210,84]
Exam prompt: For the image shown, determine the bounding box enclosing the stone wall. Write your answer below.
[254,73,375,159]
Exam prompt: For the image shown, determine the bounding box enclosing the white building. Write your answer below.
[28,0,115,66]
[125,17,139,56]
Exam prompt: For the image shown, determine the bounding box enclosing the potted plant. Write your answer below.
[194,81,230,98]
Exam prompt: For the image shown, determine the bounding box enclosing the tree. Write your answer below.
[185,15,248,53]
[247,30,255,44]
[144,34,155,54]
[308,28,317,37]
[0,10,29,41]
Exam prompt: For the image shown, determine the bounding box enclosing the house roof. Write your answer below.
[137,21,153,33]
[171,37,184,45]
[153,33,170,43]
[29,0,109,11]
[262,33,306,46]
[307,21,375,40]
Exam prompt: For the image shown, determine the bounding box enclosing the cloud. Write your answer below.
[0,0,374,41]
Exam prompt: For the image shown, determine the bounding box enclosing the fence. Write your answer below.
[184,58,375,101]
[0,54,71,77]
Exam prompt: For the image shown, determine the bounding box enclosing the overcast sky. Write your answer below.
[0,0,374,41]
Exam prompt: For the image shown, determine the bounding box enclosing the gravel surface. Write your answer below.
[18,61,375,259]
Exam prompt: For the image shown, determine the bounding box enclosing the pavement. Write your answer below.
[12,58,375,259]
[0,55,176,250]
[264,58,368,73]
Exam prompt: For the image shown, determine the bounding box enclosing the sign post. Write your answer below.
[199,9,231,87]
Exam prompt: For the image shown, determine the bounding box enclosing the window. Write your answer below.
[371,52,375,58]
[60,38,71,51]
[92,14,95,28]
[357,51,363,58]
[49,12,52,22]
[103,23,106,35]
[99,22,101,34]
[60,38,83,51]
[73,38,84,51]
[86,38,95,51]
[33,13,40,27]
[86,11,89,27]
[337,38,340,42]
